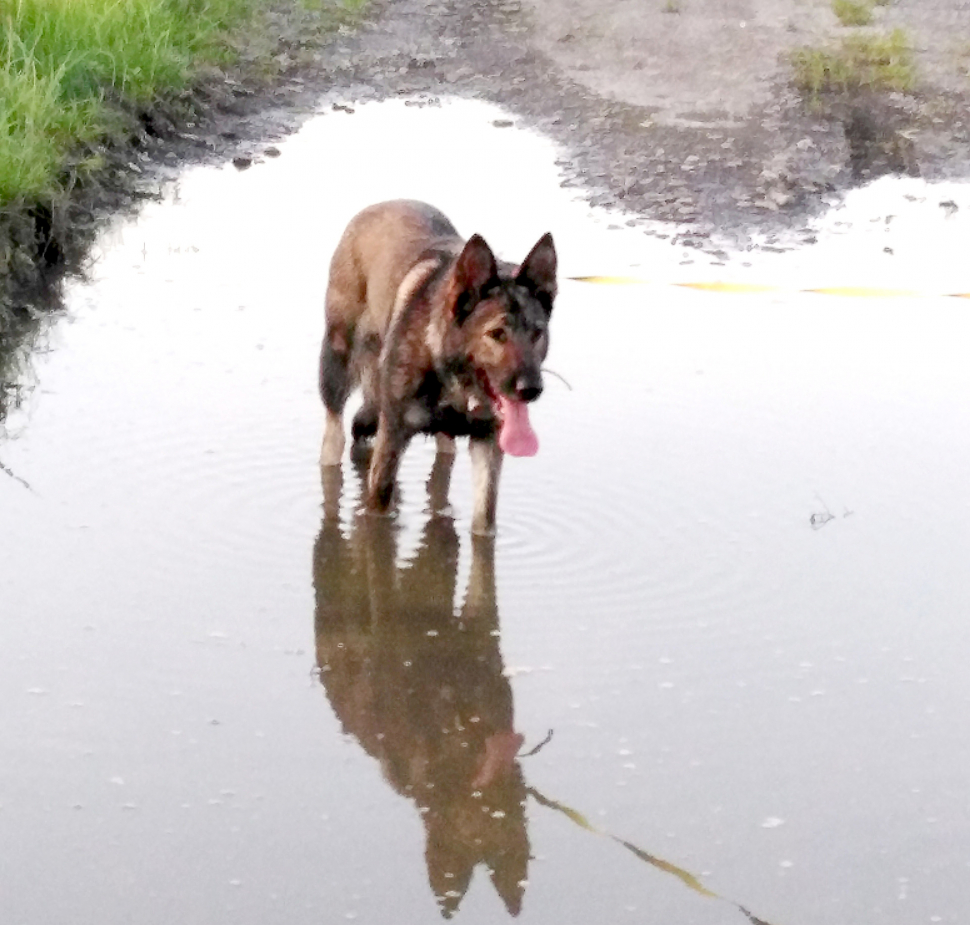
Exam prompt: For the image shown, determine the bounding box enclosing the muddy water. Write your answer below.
[3,99,970,925]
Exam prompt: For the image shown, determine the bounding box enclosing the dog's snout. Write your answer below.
[515,375,543,403]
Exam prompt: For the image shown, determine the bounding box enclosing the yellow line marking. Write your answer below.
[806,287,919,298]
[569,276,970,299]
[676,281,778,294]
[568,275,648,285]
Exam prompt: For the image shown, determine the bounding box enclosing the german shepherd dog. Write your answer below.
[319,200,556,534]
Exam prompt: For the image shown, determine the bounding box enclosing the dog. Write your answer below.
[319,200,556,534]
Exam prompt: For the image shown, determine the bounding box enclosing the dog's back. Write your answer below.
[320,201,463,465]
[325,200,460,334]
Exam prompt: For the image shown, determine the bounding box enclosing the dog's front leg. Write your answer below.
[469,437,503,536]
[367,412,411,513]
[427,447,455,515]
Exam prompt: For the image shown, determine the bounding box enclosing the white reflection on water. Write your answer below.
[2,97,969,925]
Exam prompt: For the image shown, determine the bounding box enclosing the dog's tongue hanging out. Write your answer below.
[497,395,539,457]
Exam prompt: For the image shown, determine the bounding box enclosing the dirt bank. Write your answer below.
[323,0,970,248]
[521,0,970,227]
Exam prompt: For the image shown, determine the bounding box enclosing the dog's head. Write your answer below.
[440,233,557,456]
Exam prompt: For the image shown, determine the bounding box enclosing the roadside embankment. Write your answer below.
[0,0,361,315]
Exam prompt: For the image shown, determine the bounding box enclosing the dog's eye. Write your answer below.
[489,329,508,343]
[530,329,544,343]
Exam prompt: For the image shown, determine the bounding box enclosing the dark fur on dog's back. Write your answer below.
[319,200,556,534]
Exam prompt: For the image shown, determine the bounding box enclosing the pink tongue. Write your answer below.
[498,396,539,457]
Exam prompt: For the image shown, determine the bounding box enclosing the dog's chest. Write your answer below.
[404,370,496,438]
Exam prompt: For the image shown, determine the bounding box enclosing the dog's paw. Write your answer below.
[470,519,497,538]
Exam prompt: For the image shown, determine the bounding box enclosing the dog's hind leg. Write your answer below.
[350,330,381,452]
[320,242,370,466]
[320,321,354,467]
[351,406,378,443]
[469,437,503,536]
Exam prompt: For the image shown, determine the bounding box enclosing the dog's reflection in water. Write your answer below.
[313,455,529,918]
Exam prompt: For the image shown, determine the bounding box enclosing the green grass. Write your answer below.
[0,0,354,208]
[791,28,915,97]
[832,0,874,27]
[831,0,893,28]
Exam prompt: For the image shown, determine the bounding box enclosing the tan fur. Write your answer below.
[325,202,460,337]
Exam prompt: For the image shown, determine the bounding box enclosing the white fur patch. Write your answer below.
[321,410,346,466]
[469,439,503,536]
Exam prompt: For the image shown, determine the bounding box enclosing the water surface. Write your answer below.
[3,99,970,925]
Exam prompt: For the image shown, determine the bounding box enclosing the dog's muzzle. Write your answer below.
[511,371,543,403]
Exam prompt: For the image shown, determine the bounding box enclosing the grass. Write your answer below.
[0,0,357,209]
[831,0,892,28]
[791,28,915,97]
[832,0,874,27]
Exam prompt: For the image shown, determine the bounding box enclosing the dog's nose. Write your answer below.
[515,375,543,402]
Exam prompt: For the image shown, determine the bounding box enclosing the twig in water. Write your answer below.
[519,728,554,757]
[542,367,573,391]
[0,458,34,493]
[810,493,835,530]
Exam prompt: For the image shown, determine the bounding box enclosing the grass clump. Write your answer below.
[0,53,106,206]
[2,0,233,205]
[0,0,355,208]
[791,28,915,98]
[832,0,874,27]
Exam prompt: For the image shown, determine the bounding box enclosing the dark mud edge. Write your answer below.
[4,0,970,319]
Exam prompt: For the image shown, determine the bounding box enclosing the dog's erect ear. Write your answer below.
[516,233,557,310]
[452,235,499,324]
[455,234,499,295]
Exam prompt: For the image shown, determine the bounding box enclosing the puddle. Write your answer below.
[3,98,970,925]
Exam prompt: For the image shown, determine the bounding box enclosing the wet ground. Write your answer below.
[3,99,970,924]
[256,0,970,237]
[269,0,970,247]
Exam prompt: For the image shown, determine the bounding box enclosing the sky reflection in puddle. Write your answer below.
[2,97,970,925]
